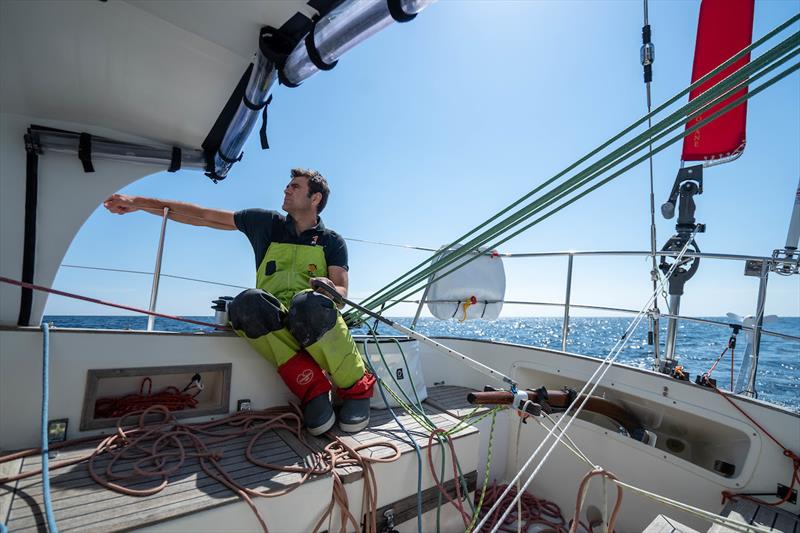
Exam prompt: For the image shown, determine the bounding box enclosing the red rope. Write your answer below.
[713,386,800,507]
[472,481,571,532]
[0,275,227,330]
[94,377,200,418]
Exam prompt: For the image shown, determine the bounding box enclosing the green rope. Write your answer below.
[467,409,500,532]
[351,15,799,319]
[363,335,481,522]
[353,34,798,321]
[346,25,800,323]
[379,58,800,317]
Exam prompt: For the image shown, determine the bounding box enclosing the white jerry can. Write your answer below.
[360,338,427,409]
[426,245,506,321]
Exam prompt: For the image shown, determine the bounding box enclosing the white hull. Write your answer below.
[2,328,797,531]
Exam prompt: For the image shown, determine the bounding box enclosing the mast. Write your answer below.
[659,0,755,375]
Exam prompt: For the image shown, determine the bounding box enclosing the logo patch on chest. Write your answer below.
[307,264,317,276]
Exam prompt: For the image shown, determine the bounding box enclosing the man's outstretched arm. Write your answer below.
[103,194,236,230]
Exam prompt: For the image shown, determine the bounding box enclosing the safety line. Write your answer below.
[61,264,248,290]
[352,20,799,312]
[348,21,800,321]
[0,276,225,330]
[360,50,800,326]
[476,226,700,532]
[539,419,773,533]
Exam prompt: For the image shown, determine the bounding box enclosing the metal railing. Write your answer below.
[410,248,799,398]
[71,225,798,397]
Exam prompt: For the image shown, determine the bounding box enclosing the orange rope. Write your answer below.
[569,469,623,533]
[0,404,401,532]
[473,481,570,532]
[713,386,800,507]
[94,377,199,418]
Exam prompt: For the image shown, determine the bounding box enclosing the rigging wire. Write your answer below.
[61,264,248,290]
[641,0,662,367]
[347,21,800,323]
[534,414,775,533]
[476,227,701,532]
[351,45,800,329]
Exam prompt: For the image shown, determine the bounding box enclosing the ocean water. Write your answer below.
[43,315,800,411]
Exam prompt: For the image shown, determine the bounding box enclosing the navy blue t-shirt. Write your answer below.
[234,209,348,271]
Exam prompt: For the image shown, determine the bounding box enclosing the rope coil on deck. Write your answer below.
[0,404,401,533]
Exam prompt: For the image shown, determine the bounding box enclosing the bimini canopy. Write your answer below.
[1,0,430,179]
[0,0,431,326]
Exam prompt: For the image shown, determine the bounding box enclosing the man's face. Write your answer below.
[282,176,317,214]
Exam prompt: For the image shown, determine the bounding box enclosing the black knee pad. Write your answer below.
[287,291,338,347]
[228,289,285,339]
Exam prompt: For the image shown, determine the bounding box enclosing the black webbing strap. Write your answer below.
[278,68,302,88]
[242,93,273,150]
[202,64,253,182]
[217,148,243,165]
[387,0,416,23]
[259,95,273,149]
[18,134,39,326]
[167,146,182,173]
[78,132,95,172]
[305,19,338,71]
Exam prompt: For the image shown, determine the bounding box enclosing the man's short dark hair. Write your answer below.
[291,168,330,214]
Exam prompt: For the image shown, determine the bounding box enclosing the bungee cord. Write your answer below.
[475,226,701,532]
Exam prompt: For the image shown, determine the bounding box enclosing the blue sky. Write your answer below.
[48,1,800,319]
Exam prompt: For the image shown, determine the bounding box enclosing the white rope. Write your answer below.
[476,228,700,533]
[532,380,772,532]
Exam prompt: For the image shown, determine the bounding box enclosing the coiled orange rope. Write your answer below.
[0,405,400,533]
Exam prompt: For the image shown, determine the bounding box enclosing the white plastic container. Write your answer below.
[359,338,428,409]
[426,245,506,321]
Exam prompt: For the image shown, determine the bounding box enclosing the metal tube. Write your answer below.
[651,313,661,370]
[213,50,277,179]
[283,0,435,86]
[146,208,170,332]
[663,295,681,363]
[785,176,800,250]
[501,250,781,262]
[561,254,574,351]
[744,260,770,397]
[411,279,432,330]
[31,128,206,170]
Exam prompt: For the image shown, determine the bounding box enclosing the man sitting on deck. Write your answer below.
[103,168,375,435]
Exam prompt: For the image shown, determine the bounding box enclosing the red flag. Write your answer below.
[682,0,755,163]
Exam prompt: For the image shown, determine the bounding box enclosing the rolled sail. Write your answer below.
[681,0,755,164]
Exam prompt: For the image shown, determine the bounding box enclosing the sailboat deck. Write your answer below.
[0,385,479,532]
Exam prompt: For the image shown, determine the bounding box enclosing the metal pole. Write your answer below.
[744,260,769,398]
[561,253,574,352]
[651,313,661,371]
[663,295,681,364]
[146,208,170,332]
[411,280,432,330]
